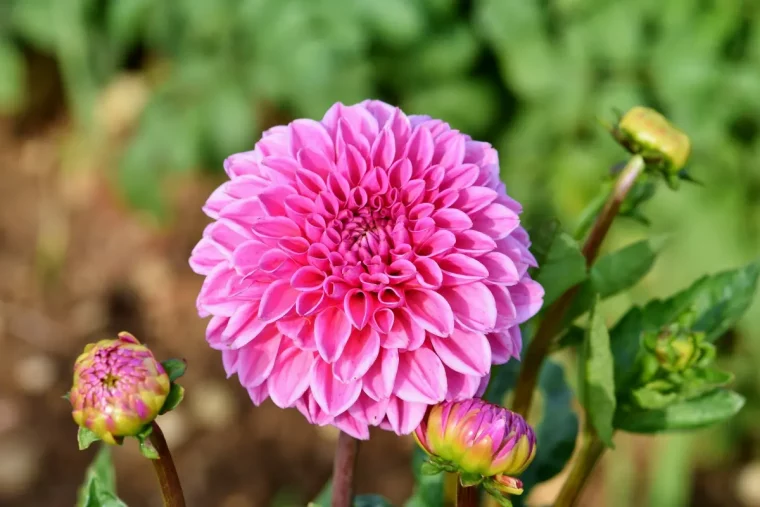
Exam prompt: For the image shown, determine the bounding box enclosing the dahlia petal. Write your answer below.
[222,349,239,378]
[333,413,370,440]
[259,157,298,184]
[223,152,261,179]
[363,348,399,400]
[439,253,489,286]
[480,252,520,285]
[334,327,380,382]
[348,393,389,426]
[238,327,282,387]
[315,306,353,363]
[441,282,497,333]
[454,230,497,256]
[476,373,490,397]
[291,265,326,291]
[488,284,519,329]
[343,289,371,329]
[208,220,251,254]
[472,203,519,239]
[432,208,473,231]
[251,216,301,239]
[441,163,479,191]
[296,168,328,199]
[289,119,333,159]
[256,278,298,321]
[257,185,297,215]
[228,316,270,350]
[268,346,315,408]
[455,186,498,215]
[435,132,466,169]
[388,159,413,189]
[206,316,228,350]
[405,127,435,175]
[511,278,545,323]
[296,291,325,316]
[404,289,454,337]
[488,328,522,364]
[394,347,447,404]
[310,360,362,416]
[218,197,267,226]
[371,308,395,334]
[416,229,456,257]
[340,144,368,186]
[247,383,270,406]
[445,369,482,401]
[298,148,336,179]
[202,184,233,218]
[372,128,396,169]
[385,396,428,435]
[190,238,225,275]
[430,328,491,376]
[413,257,444,289]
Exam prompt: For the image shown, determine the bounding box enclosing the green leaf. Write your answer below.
[420,460,444,476]
[78,427,101,451]
[160,382,185,414]
[518,361,579,494]
[526,218,560,268]
[354,495,394,507]
[592,238,664,298]
[405,448,445,507]
[580,296,616,448]
[0,41,25,113]
[76,446,128,507]
[615,389,745,433]
[161,358,187,382]
[106,0,152,49]
[565,238,662,323]
[535,231,587,306]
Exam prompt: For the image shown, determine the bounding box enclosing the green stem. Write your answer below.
[148,422,186,507]
[511,155,646,418]
[553,426,607,507]
[456,482,479,507]
[331,431,360,507]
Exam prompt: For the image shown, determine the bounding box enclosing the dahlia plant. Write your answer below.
[68,103,758,507]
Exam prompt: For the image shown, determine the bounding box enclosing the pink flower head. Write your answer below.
[190,100,544,439]
[414,399,536,489]
[70,332,170,444]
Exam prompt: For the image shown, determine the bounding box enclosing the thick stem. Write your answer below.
[456,482,479,507]
[331,431,360,507]
[553,427,607,507]
[148,422,186,507]
[511,155,646,417]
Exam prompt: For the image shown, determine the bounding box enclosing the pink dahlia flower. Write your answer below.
[190,100,544,439]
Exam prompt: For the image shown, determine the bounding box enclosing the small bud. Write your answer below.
[414,399,536,500]
[607,106,691,183]
[70,332,170,445]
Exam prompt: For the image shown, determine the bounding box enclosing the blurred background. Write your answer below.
[0,0,758,505]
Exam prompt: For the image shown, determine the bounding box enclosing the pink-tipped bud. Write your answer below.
[70,332,170,444]
[414,399,536,494]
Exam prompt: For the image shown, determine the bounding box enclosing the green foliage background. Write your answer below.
[2,0,759,503]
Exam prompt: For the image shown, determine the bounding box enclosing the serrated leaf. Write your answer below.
[161,358,187,382]
[615,389,745,433]
[535,231,587,306]
[76,446,128,507]
[518,361,578,495]
[160,382,185,414]
[580,296,616,448]
[78,427,101,451]
[565,238,662,323]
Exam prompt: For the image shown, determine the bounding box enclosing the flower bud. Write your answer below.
[609,106,691,177]
[414,399,536,495]
[70,332,170,444]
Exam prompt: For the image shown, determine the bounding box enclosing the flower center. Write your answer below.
[101,372,120,388]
